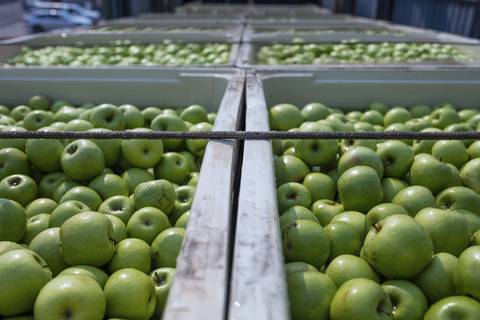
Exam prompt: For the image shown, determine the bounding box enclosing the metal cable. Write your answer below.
[0,130,479,140]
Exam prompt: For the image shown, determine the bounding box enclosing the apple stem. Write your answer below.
[378,309,391,316]
[372,223,380,232]
[470,234,476,245]
[109,238,118,243]
[154,272,161,282]
[42,264,49,268]
[152,251,159,259]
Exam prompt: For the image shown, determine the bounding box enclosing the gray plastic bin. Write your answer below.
[228,69,480,320]
[0,67,245,320]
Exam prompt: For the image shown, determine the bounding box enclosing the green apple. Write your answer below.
[150,267,175,318]
[151,227,185,269]
[279,206,319,232]
[460,158,480,194]
[376,140,414,178]
[88,104,125,130]
[25,129,64,172]
[285,261,318,275]
[37,171,71,199]
[412,252,458,305]
[48,200,91,228]
[432,140,468,169]
[121,168,154,195]
[98,195,136,225]
[154,152,190,184]
[383,107,412,126]
[310,199,345,226]
[179,104,208,125]
[287,271,337,320]
[141,107,162,127]
[282,220,330,269]
[300,103,331,121]
[360,110,385,125]
[105,214,128,243]
[60,211,116,267]
[454,245,480,300]
[415,207,470,256]
[0,174,38,207]
[88,128,122,167]
[353,121,375,131]
[429,107,460,129]
[51,180,82,203]
[34,275,106,320]
[23,110,54,131]
[325,254,379,288]
[365,203,408,232]
[405,118,431,132]
[104,268,156,320]
[127,207,171,245]
[61,139,105,182]
[268,104,303,131]
[294,122,339,167]
[0,241,24,255]
[381,177,408,203]
[53,107,84,123]
[0,249,52,317]
[0,198,27,242]
[28,94,50,110]
[134,180,176,215]
[274,155,310,186]
[50,100,72,113]
[276,182,312,214]
[330,211,366,241]
[169,185,195,225]
[57,265,109,289]
[423,296,480,320]
[455,209,480,236]
[0,148,31,181]
[381,280,428,320]
[330,278,392,320]
[363,214,433,279]
[383,123,413,145]
[25,198,57,218]
[467,141,480,159]
[409,104,431,118]
[64,119,94,132]
[151,113,188,150]
[324,222,361,261]
[339,138,377,156]
[174,210,190,228]
[391,186,436,217]
[178,151,200,173]
[88,173,129,201]
[338,146,384,179]
[121,128,164,168]
[436,186,480,216]
[367,102,390,115]
[186,122,213,158]
[59,186,102,211]
[337,166,383,213]
[20,213,50,245]
[108,238,152,274]
[28,228,69,277]
[119,104,145,129]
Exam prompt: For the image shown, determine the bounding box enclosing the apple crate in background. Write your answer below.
[228,69,480,320]
[0,33,240,68]
[236,38,480,70]
[52,21,244,43]
[175,3,253,15]
[248,14,382,27]
[0,67,245,320]
[251,4,330,16]
[122,13,248,25]
[242,23,480,45]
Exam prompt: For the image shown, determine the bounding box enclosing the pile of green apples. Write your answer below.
[5,42,231,66]
[0,94,215,319]
[93,26,225,32]
[257,42,473,65]
[270,101,480,320]
[258,28,406,36]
